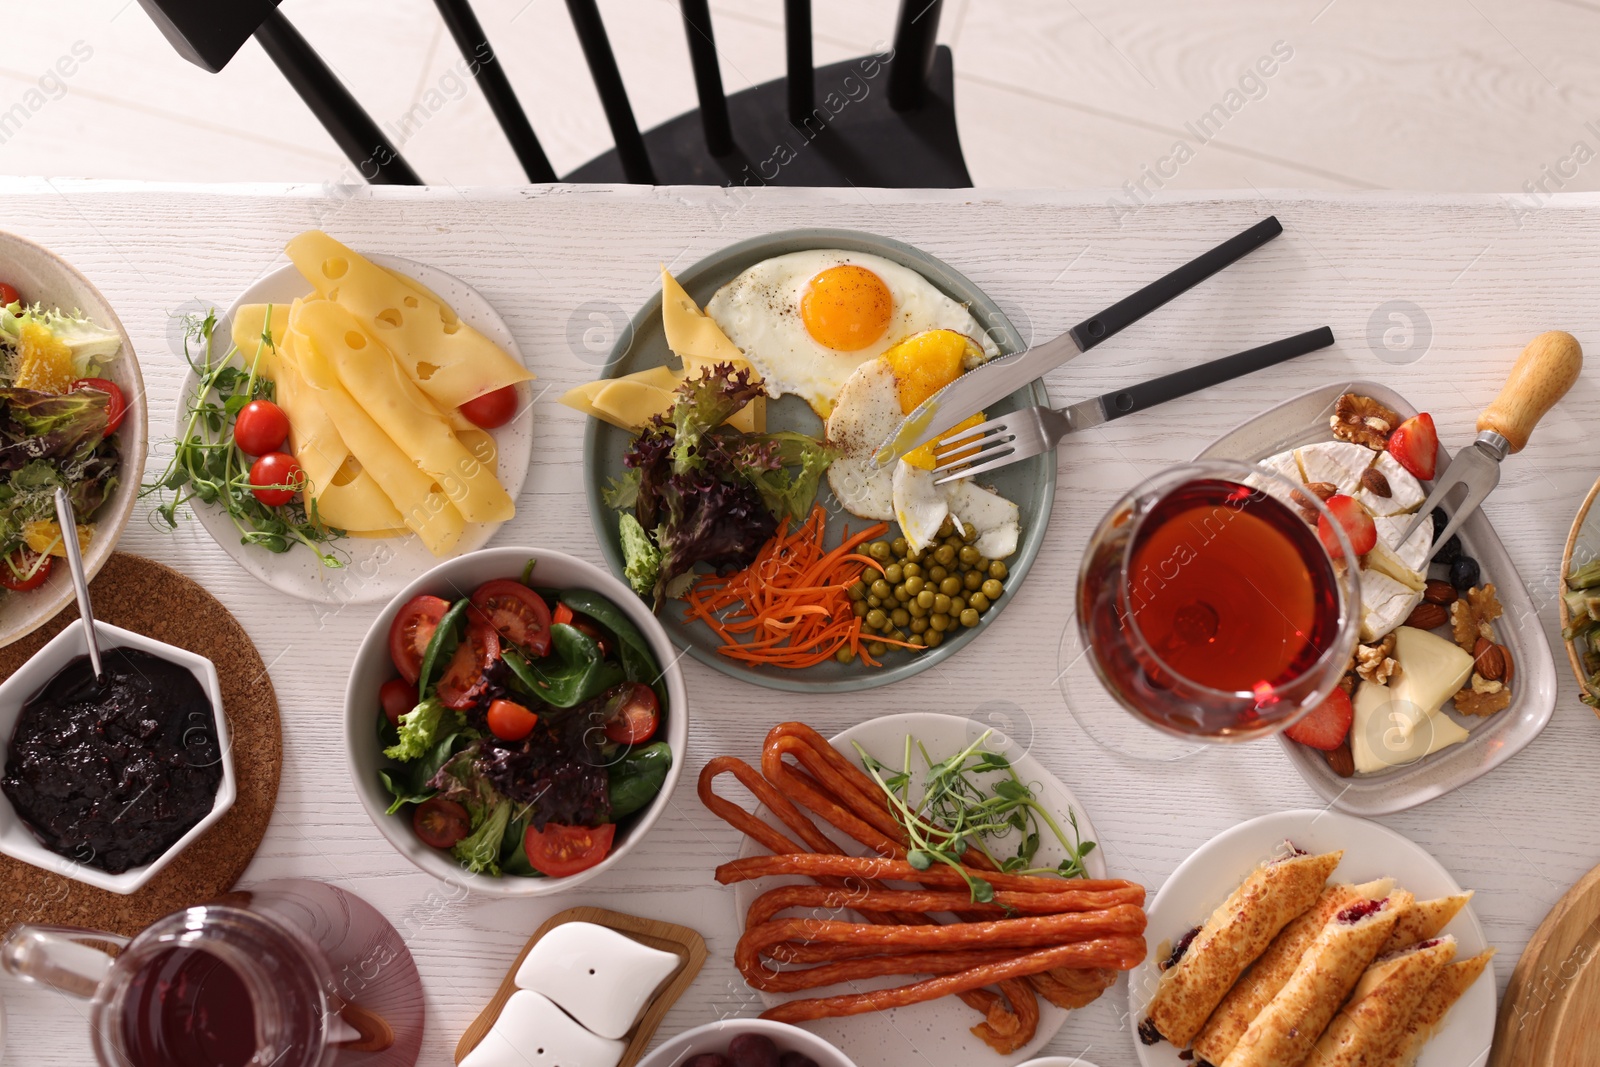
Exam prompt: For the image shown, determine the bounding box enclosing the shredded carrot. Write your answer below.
[683,505,923,669]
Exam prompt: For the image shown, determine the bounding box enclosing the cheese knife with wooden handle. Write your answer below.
[1402,330,1583,556]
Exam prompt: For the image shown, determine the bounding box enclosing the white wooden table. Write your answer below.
[1,180,1597,1067]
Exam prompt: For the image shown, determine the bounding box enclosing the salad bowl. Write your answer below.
[0,231,147,648]
[344,547,689,898]
[635,1019,858,1067]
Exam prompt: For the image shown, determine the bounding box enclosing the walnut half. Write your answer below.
[1454,686,1511,717]
[1355,633,1400,685]
[1330,393,1400,450]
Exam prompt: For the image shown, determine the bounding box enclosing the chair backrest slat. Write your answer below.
[254,10,421,184]
[888,0,943,111]
[679,0,732,156]
[565,0,656,184]
[434,0,556,183]
[783,0,813,128]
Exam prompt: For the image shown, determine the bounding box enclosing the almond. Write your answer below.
[1405,602,1450,630]
[1325,740,1355,778]
[1474,637,1506,681]
[1423,580,1459,606]
[1360,467,1392,498]
[1306,481,1338,502]
[1500,643,1514,688]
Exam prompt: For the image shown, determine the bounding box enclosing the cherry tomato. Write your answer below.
[388,594,450,684]
[249,451,303,507]
[68,378,126,437]
[459,384,517,430]
[553,602,574,626]
[0,548,52,592]
[523,822,615,878]
[469,579,553,657]
[0,283,19,306]
[413,797,471,849]
[379,677,415,726]
[435,618,500,709]
[234,399,290,456]
[600,682,660,745]
[487,698,539,741]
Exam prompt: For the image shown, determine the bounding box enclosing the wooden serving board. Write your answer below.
[454,906,707,1067]
[1491,860,1600,1066]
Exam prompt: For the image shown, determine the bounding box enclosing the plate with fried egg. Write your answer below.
[579,230,1054,692]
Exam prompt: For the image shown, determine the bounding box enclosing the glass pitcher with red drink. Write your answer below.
[0,878,424,1067]
[1077,460,1360,742]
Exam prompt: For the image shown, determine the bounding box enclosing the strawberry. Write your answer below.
[1387,412,1438,480]
[1317,494,1377,556]
[1285,687,1354,751]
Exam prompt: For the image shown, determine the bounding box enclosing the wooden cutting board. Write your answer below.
[455,906,706,1067]
[1492,860,1600,1066]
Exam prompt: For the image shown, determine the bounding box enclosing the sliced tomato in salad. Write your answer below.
[435,617,500,709]
[69,378,126,437]
[469,579,552,657]
[553,602,574,626]
[523,822,614,878]
[413,797,471,849]
[388,594,451,684]
[0,547,52,592]
[601,682,660,745]
[487,698,539,741]
[379,677,415,726]
[0,283,19,306]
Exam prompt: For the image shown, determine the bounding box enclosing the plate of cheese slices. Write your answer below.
[1198,381,1557,815]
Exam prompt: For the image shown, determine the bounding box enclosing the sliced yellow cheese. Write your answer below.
[230,302,291,379]
[593,379,677,430]
[288,315,467,557]
[285,230,533,410]
[294,300,513,525]
[661,266,764,432]
[1351,679,1471,774]
[1390,626,1475,732]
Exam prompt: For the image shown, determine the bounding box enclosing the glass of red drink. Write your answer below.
[1077,460,1360,742]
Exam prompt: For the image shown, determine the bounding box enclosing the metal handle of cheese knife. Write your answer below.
[1090,326,1336,423]
[872,215,1285,466]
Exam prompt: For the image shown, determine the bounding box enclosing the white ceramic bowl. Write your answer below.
[0,232,147,648]
[0,620,235,894]
[345,547,689,897]
[637,1019,857,1067]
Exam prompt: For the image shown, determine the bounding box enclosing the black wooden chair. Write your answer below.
[136,0,971,188]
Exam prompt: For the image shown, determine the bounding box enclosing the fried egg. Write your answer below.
[705,249,1000,416]
[826,330,988,520]
[892,462,1020,558]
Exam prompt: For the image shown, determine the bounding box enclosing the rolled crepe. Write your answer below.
[1142,849,1341,1048]
[1382,892,1472,953]
[1219,890,1411,1067]
[1192,878,1393,1065]
[1377,948,1494,1067]
[1304,935,1456,1067]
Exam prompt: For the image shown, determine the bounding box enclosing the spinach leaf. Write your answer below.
[558,589,664,700]
[417,598,469,701]
[608,741,673,818]
[380,771,434,815]
[498,802,544,878]
[506,623,626,707]
[378,730,470,814]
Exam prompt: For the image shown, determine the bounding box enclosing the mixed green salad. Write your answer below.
[375,562,672,878]
[0,283,127,594]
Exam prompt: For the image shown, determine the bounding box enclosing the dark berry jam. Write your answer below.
[1138,1018,1164,1045]
[1163,924,1202,970]
[1337,898,1385,924]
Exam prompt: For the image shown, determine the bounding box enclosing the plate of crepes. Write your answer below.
[568,230,1050,691]
[1132,808,1493,1067]
[161,231,534,604]
[698,713,1147,1067]
[1200,381,1556,815]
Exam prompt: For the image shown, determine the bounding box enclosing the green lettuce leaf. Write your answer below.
[452,797,511,876]
[618,512,661,596]
[383,697,463,763]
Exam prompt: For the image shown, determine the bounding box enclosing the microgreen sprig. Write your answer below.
[140,307,346,565]
[855,730,1096,904]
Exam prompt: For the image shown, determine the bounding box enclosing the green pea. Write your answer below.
[937,516,954,538]
[848,581,866,601]
[959,545,981,567]
[868,641,887,656]
[943,535,965,552]
[930,613,950,632]
[890,537,908,557]
[988,560,1009,580]
[891,608,910,628]
[864,608,886,629]
[911,617,928,634]
[927,564,948,583]
[911,590,930,610]
[963,571,984,591]
[869,541,891,562]
[976,558,991,574]
[960,608,980,628]
[968,591,991,612]
[961,524,979,544]
[852,600,868,619]
[934,544,956,567]
[982,579,1004,600]
[867,595,882,609]
[905,547,925,564]
[925,629,944,647]
[940,576,962,597]
[908,600,927,618]
[871,579,892,600]
[903,562,922,579]
[883,563,904,585]
[904,576,925,596]
[835,645,856,663]
[894,584,911,602]
[933,593,952,614]
[908,633,926,648]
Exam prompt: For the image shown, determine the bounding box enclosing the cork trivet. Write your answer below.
[0,552,282,936]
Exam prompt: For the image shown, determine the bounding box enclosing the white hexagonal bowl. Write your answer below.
[0,619,235,894]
